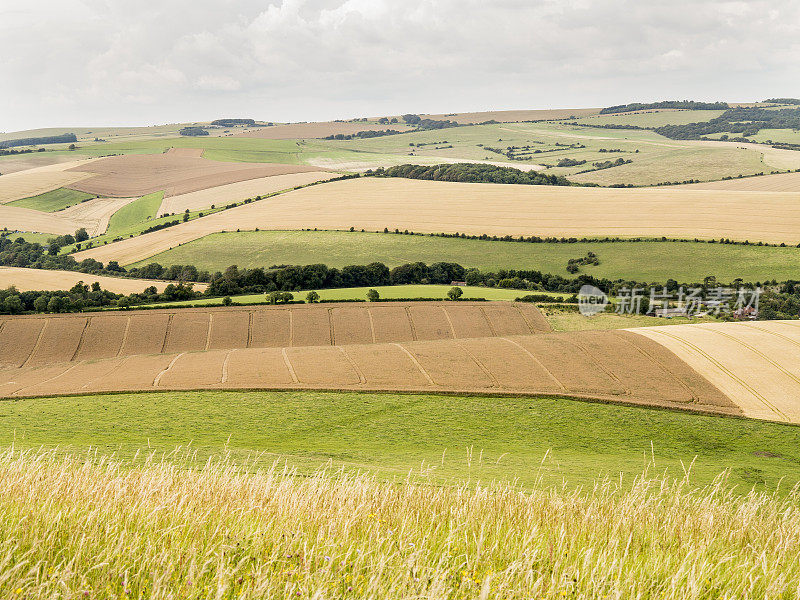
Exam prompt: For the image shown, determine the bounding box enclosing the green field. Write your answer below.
[1,390,798,490]
[8,187,95,212]
[103,190,165,238]
[1,231,54,245]
[148,284,554,309]
[572,109,726,128]
[128,230,800,282]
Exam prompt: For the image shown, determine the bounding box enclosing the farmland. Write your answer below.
[7,187,95,212]
[1,390,798,489]
[74,177,800,266]
[0,266,202,294]
[128,229,800,282]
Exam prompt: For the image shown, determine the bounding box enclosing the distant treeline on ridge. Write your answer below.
[0,133,77,149]
[599,101,729,114]
[211,119,256,127]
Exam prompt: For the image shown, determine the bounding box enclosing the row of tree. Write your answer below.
[0,133,77,149]
[600,101,728,114]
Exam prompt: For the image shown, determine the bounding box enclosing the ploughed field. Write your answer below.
[0,302,759,420]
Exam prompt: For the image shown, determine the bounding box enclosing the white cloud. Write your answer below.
[1,0,799,131]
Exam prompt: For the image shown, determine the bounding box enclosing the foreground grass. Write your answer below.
[2,390,799,490]
[1,448,799,598]
[128,229,800,282]
[8,187,95,212]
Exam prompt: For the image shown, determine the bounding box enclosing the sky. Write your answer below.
[2,0,799,132]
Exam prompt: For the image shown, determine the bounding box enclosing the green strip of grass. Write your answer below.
[104,191,165,237]
[8,188,95,212]
[1,390,798,490]
[126,230,800,282]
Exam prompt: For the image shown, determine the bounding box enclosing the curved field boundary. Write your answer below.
[73,177,800,265]
[0,302,550,368]
[0,158,98,204]
[0,329,733,416]
[629,321,800,423]
[0,267,207,295]
[157,172,335,214]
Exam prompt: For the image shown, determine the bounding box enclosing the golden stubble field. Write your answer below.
[0,303,737,417]
[75,177,800,265]
[631,320,800,423]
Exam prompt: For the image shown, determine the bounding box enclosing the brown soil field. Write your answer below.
[0,159,98,204]
[0,302,548,368]
[74,177,800,265]
[674,171,800,193]
[0,267,205,294]
[0,324,735,416]
[422,108,601,124]
[630,321,800,423]
[65,149,324,197]
[157,172,334,214]
[234,122,414,140]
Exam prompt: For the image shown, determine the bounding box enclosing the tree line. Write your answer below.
[0,133,77,149]
[370,163,573,186]
[600,101,729,114]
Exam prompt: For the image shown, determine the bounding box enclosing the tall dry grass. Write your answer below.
[0,448,799,599]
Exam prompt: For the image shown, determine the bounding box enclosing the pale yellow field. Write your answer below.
[675,171,800,192]
[0,195,135,236]
[58,196,137,236]
[157,171,334,214]
[0,158,97,204]
[0,204,87,235]
[630,321,800,423]
[75,177,800,265]
[0,267,206,294]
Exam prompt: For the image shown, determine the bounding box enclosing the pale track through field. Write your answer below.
[629,321,800,423]
[73,177,800,265]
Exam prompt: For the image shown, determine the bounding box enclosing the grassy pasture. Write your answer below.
[1,390,799,490]
[3,448,800,599]
[103,191,165,238]
[128,229,800,283]
[7,187,95,212]
[572,109,726,127]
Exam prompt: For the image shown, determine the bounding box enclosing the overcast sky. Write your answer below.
[3,0,799,132]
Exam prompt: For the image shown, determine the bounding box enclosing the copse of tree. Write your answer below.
[179,127,209,137]
[655,107,800,140]
[599,101,729,114]
[324,129,403,140]
[372,163,573,186]
[0,133,77,149]
[210,119,256,127]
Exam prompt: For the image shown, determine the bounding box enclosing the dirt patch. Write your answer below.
[0,158,98,204]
